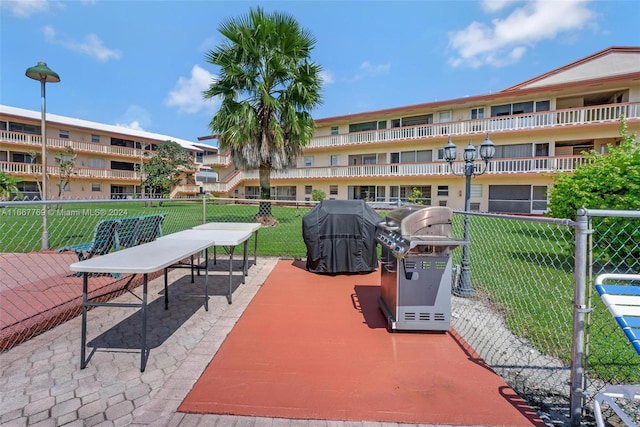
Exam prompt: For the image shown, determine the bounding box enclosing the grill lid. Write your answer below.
[383,206,453,237]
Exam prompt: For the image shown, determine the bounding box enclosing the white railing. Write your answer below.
[0,161,140,181]
[0,131,150,158]
[198,155,586,193]
[307,102,640,149]
[202,153,232,167]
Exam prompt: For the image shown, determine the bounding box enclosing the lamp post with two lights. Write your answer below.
[443,133,495,297]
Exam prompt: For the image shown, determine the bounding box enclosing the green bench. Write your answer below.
[58,213,166,261]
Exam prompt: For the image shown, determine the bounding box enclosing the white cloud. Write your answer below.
[448,0,596,68]
[165,65,219,114]
[42,25,121,62]
[351,61,391,81]
[320,70,335,85]
[115,120,145,131]
[1,0,58,18]
[115,105,152,131]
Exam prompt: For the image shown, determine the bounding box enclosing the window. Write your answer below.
[9,122,40,134]
[329,155,338,166]
[91,134,100,143]
[416,150,432,162]
[304,156,313,167]
[437,185,449,197]
[438,111,452,122]
[400,151,416,163]
[488,185,531,213]
[438,200,448,207]
[470,202,480,212]
[491,100,550,116]
[305,185,312,195]
[329,185,338,196]
[330,126,339,135]
[0,151,7,161]
[12,153,35,163]
[59,130,70,139]
[61,182,70,192]
[349,121,377,133]
[88,158,104,168]
[493,144,533,159]
[362,154,377,164]
[470,184,482,198]
[0,121,7,130]
[470,107,484,119]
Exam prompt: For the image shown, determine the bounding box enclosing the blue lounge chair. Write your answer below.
[593,273,640,427]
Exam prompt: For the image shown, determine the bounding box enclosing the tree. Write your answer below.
[547,117,640,220]
[143,140,193,199]
[54,146,77,199]
[311,189,325,202]
[0,171,23,200]
[203,6,323,223]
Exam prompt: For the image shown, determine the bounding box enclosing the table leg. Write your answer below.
[80,272,88,369]
[204,247,209,311]
[141,273,148,372]
[227,245,235,304]
[164,268,169,310]
[243,239,249,277]
[253,230,258,265]
[190,254,195,283]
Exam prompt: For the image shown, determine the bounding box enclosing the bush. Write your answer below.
[547,117,640,269]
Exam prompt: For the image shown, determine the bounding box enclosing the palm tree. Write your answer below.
[0,171,24,200]
[203,6,323,222]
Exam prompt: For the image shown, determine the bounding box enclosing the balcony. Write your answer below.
[308,102,640,150]
[0,131,152,159]
[200,155,586,194]
[0,161,141,181]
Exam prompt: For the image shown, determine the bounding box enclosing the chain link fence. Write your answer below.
[584,209,640,426]
[1,198,637,426]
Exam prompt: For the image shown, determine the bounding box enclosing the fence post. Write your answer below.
[202,195,206,224]
[570,208,589,426]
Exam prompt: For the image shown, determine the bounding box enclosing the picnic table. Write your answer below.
[70,224,257,371]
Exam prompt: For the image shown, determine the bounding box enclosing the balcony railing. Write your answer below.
[307,102,640,150]
[0,161,141,181]
[0,131,151,159]
[200,155,586,193]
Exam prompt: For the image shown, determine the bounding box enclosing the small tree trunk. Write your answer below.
[257,165,276,224]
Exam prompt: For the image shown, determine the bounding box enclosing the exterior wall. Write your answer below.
[0,108,207,200]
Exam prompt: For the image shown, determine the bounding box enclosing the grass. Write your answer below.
[1,199,636,383]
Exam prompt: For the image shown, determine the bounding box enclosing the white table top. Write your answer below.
[70,238,213,274]
[159,229,252,246]
[192,222,261,232]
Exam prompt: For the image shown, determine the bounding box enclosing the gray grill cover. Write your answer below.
[303,199,381,274]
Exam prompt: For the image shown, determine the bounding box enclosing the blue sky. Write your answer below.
[1,0,639,146]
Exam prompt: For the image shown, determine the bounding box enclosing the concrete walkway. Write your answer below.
[1,257,487,427]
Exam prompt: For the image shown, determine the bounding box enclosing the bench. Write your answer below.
[58,213,166,261]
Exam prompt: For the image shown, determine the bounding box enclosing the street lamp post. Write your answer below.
[25,61,61,250]
[443,133,495,297]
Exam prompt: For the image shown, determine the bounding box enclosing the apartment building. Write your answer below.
[2,47,639,213]
[201,46,640,214]
[0,106,217,200]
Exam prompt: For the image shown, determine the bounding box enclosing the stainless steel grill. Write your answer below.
[376,206,466,331]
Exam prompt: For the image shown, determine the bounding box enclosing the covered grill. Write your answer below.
[303,199,381,274]
[376,205,466,331]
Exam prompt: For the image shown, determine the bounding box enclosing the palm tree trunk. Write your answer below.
[258,165,272,218]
